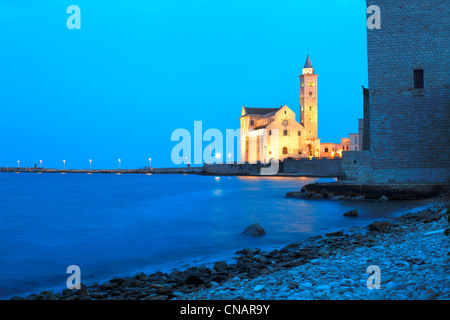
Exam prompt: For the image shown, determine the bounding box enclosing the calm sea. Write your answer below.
[0,172,430,298]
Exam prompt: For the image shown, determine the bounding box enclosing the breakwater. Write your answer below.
[0,167,202,174]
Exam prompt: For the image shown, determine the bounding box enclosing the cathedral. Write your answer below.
[240,55,321,163]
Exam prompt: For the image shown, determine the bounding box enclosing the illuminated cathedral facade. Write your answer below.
[240,55,321,163]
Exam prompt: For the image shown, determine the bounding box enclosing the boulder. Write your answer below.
[379,195,389,201]
[156,286,173,295]
[368,221,392,233]
[241,223,266,237]
[343,209,359,217]
[330,195,345,201]
[214,261,228,273]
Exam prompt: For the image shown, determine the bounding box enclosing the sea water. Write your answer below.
[0,172,431,298]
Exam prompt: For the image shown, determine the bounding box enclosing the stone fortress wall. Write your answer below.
[340,0,450,185]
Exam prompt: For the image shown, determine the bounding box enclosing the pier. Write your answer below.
[0,167,203,175]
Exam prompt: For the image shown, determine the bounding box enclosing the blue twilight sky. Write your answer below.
[0,0,368,169]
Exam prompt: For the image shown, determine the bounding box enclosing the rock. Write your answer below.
[326,230,344,237]
[275,292,290,298]
[74,284,89,297]
[214,261,228,272]
[329,281,340,288]
[418,289,438,300]
[110,278,126,286]
[151,295,169,300]
[420,213,442,223]
[338,279,355,286]
[184,274,205,285]
[381,275,395,284]
[241,223,266,237]
[39,291,56,300]
[299,282,313,290]
[168,271,184,283]
[316,284,331,291]
[343,209,359,217]
[385,282,398,290]
[110,291,121,297]
[134,272,148,281]
[368,221,392,233]
[126,279,144,287]
[312,193,323,199]
[157,286,173,295]
[353,195,365,200]
[235,248,255,257]
[379,195,389,201]
[10,296,24,300]
[315,290,330,300]
[211,275,227,282]
[286,191,304,198]
[90,292,108,299]
[254,285,265,292]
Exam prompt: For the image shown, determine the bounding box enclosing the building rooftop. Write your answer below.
[242,107,281,116]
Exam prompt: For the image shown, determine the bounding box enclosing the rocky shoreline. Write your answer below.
[11,199,450,300]
[287,182,447,200]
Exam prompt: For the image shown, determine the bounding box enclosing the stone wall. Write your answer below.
[203,158,341,177]
[283,158,341,177]
[341,0,450,185]
[341,151,449,185]
[202,163,267,176]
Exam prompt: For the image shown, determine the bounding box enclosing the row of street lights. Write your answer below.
[15,158,153,170]
[15,154,234,169]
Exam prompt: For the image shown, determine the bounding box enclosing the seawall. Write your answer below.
[203,158,342,177]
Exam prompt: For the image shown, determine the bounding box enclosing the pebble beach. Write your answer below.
[178,204,450,300]
[12,198,450,301]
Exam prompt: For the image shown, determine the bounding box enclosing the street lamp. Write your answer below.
[228,153,231,164]
[89,159,92,170]
[40,160,42,168]
[17,160,20,168]
[118,159,121,169]
[148,158,152,168]
[63,160,66,170]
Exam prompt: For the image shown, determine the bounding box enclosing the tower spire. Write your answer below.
[304,54,313,68]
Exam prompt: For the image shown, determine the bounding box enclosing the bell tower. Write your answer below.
[299,54,318,140]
